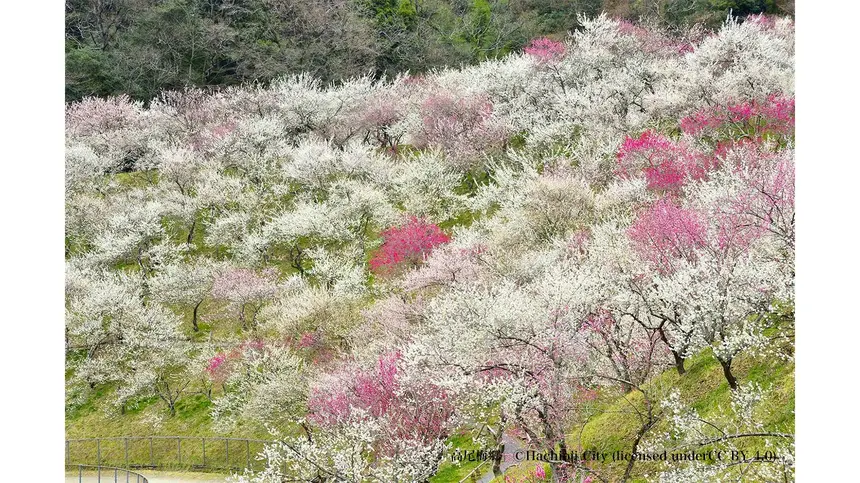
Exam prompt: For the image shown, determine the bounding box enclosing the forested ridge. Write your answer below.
[66,0,793,102]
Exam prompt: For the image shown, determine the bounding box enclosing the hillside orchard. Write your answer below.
[65,14,795,483]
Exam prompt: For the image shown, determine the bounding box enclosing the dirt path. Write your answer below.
[477,433,524,483]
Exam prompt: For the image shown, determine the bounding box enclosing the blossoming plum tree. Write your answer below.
[369,217,450,275]
[211,267,280,330]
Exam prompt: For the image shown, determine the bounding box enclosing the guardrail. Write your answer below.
[66,436,272,473]
[73,464,149,483]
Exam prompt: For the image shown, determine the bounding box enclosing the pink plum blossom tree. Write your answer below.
[211,267,279,329]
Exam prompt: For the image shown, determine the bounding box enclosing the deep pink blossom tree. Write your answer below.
[615,131,716,193]
[524,37,566,63]
[370,217,450,274]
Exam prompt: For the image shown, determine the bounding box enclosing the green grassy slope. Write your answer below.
[567,349,794,482]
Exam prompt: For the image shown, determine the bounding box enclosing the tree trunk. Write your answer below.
[622,418,656,483]
[491,441,504,478]
[719,357,739,390]
[187,218,197,244]
[672,350,686,375]
[657,327,685,375]
[191,299,202,332]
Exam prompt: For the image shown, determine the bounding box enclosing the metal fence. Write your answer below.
[66,436,271,473]
[74,465,149,483]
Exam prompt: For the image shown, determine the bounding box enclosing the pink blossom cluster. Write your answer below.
[617,20,693,54]
[205,339,266,382]
[205,353,229,382]
[582,308,615,334]
[308,352,400,425]
[524,37,566,63]
[416,93,507,165]
[297,331,321,349]
[66,95,142,136]
[211,267,279,303]
[615,131,716,193]
[307,352,453,451]
[680,94,795,138]
[746,13,778,30]
[628,197,707,273]
[720,148,795,250]
[370,217,451,274]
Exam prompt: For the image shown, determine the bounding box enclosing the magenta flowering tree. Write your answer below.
[615,131,716,194]
[211,267,279,329]
[623,155,792,389]
[524,37,566,63]
[623,198,711,375]
[205,353,230,383]
[369,217,450,275]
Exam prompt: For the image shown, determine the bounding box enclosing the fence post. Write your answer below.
[149,438,154,467]
[246,439,250,469]
[78,464,82,483]
[202,438,206,467]
[66,440,70,464]
[97,439,101,467]
[125,437,129,469]
[178,437,182,466]
[115,467,118,482]
[226,439,229,468]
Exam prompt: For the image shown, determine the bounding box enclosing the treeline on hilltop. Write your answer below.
[65,0,792,102]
